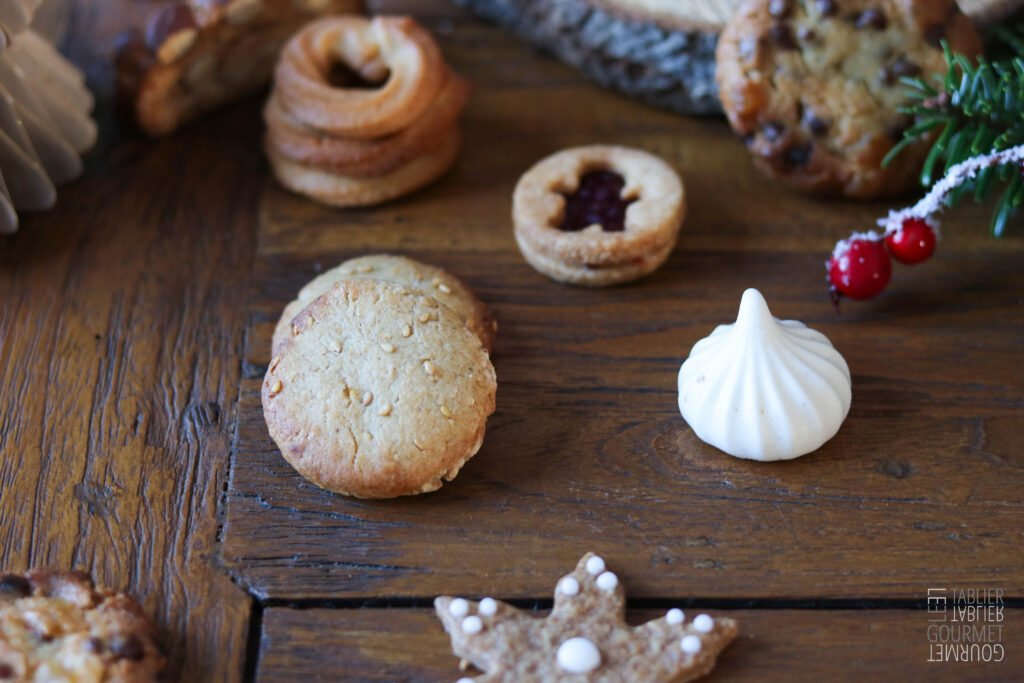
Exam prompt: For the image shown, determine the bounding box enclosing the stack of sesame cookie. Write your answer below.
[263,16,471,207]
[263,255,497,499]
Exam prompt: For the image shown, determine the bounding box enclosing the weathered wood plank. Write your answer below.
[221,7,1024,601]
[256,607,1022,681]
[0,2,259,678]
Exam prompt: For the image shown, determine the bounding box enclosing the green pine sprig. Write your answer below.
[883,25,1024,236]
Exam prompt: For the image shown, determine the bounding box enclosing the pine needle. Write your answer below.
[885,25,1024,234]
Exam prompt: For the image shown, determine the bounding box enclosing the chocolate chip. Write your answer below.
[762,121,786,142]
[0,575,31,598]
[87,637,105,654]
[111,635,145,661]
[0,664,13,679]
[855,8,887,30]
[145,4,197,51]
[887,115,914,141]
[880,58,921,85]
[768,23,797,50]
[815,0,837,17]
[784,144,812,168]
[768,0,791,18]
[925,24,945,47]
[803,112,830,136]
[797,26,817,42]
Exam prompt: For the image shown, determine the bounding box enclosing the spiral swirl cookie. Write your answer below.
[265,72,470,176]
[263,280,497,498]
[264,16,469,207]
[271,254,496,355]
[513,145,685,286]
[274,15,446,139]
[715,0,982,198]
[0,570,164,681]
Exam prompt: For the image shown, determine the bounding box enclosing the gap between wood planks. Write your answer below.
[246,596,1024,611]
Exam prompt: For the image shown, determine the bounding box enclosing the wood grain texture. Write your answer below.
[221,4,1024,603]
[256,607,1022,681]
[2,0,1021,680]
[0,1,255,679]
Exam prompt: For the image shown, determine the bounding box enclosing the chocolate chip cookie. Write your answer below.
[263,279,497,499]
[0,570,164,682]
[716,0,982,198]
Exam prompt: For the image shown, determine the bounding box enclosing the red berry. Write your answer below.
[886,218,936,264]
[828,237,892,300]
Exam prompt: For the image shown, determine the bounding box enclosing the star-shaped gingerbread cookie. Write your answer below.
[435,552,738,682]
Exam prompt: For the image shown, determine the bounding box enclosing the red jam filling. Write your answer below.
[559,171,635,232]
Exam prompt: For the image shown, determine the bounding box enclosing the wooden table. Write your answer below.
[2,0,1022,680]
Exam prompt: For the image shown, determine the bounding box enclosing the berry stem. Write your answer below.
[876,143,1024,237]
[826,143,1024,303]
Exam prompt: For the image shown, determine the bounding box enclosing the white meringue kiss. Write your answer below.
[678,289,851,461]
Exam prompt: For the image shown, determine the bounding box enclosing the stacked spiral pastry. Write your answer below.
[0,0,96,234]
[264,16,469,207]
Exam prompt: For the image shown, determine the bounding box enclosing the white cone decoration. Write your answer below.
[0,0,96,234]
[677,289,852,461]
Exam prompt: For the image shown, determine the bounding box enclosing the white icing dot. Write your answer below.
[479,598,497,616]
[666,608,685,625]
[595,571,618,591]
[585,556,605,575]
[557,637,601,673]
[558,577,580,596]
[448,598,469,618]
[693,614,714,633]
[456,679,475,683]
[462,616,483,635]
[681,635,702,655]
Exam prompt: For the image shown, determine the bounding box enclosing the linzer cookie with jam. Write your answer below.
[0,570,164,681]
[715,0,981,198]
[116,0,364,136]
[513,145,685,286]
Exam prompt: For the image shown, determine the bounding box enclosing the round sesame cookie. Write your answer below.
[0,570,164,682]
[263,279,497,498]
[512,145,685,286]
[715,0,982,198]
[271,254,496,355]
